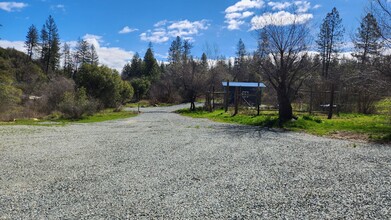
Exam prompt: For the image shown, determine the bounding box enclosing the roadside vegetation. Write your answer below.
[0,108,137,126]
[178,99,391,143]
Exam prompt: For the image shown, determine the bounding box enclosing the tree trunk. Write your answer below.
[278,92,293,126]
[327,83,335,119]
[190,101,195,111]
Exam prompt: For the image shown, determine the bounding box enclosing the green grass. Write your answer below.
[0,109,137,126]
[178,107,391,143]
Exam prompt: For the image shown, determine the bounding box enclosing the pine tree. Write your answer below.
[40,15,61,75]
[316,7,344,119]
[122,53,143,80]
[182,40,193,63]
[62,43,74,78]
[353,13,382,65]
[201,52,208,70]
[317,7,344,79]
[233,38,247,81]
[168,36,182,64]
[89,44,99,65]
[25,24,39,60]
[40,25,49,62]
[143,47,159,81]
[74,39,90,68]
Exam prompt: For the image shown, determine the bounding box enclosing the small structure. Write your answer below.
[222,81,266,115]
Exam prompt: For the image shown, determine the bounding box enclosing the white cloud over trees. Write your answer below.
[140,19,209,43]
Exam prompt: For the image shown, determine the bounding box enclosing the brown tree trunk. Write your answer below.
[278,92,293,126]
[327,83,335,119]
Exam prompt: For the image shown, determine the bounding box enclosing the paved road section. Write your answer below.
[1,104,390,219]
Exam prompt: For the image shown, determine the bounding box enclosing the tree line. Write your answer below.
[1,1,390,123]
[121,3,390,124]
[1,15,134,120]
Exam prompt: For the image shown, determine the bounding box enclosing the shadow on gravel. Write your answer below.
[211,123,286,139]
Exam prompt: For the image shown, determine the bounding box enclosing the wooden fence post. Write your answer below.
[212,86,215,110]
[257,82,260,116]
[225,80,230,112]
[234,86,239,116]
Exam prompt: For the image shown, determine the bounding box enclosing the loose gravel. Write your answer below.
[0,104,390,219]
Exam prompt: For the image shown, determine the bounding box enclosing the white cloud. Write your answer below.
[224,0,264,30]
[268,2,292,10]
[82,34,133,72]
[225,0,264,13]
[140,19,210,43]
[0,2,28,12]
[50,4,65,12]
[225,0,315,31]
[251,11,313,30]
[226,19,245,30]
[118,26,138,34]
[294,1,311,13]
[313,4,321,9]
[0,40,25,52]
[140,30,170,43]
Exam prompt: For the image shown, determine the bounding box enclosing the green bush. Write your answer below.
[58,88,98,119]
[75,64,134,108]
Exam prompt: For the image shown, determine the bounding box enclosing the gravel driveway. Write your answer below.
[1,104,390,219]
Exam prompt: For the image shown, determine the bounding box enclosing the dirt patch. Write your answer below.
[328,131,369,143]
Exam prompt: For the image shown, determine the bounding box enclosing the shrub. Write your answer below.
[58,88,98,119]
[37,76,75,114]
[75,64,134,108]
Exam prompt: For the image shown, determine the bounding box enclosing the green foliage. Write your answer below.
[131,78,150,101]
[302,115,323,123]
[0,77,22,113]
[178,109,391,143]
[40,15,61,75]
[25,24,39,59]
[0,109,136,125]
[353,13,382,64]
[76,64,134,108]
[317,7,345,78]
[121,53,143,80]
[143,47,160,81]
[58,87,98,119]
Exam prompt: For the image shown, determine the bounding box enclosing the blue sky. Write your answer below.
[0,0,371,71]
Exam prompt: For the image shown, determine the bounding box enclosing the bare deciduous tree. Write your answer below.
[257,16,312,124]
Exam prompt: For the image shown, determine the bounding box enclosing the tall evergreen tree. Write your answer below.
[89,44,99,65]
[62,43,73,77]
[40,15,61,75]
[316,7,344,119]
[201,52,208,70]
[143,47,159,81]
[25,24,39,60]
[75,39,90,68]
[168,36,183,64]
[353,13,382,65]
[122,53,143,80]
[317,7,344,78]
[233,38,248,81]
[182,40,193,63]
[40,25,48,61]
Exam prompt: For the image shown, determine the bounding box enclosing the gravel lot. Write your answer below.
[1,104,390,219]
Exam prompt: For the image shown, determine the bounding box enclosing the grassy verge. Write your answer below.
[0,109,137,126]
[177,108,391,143]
